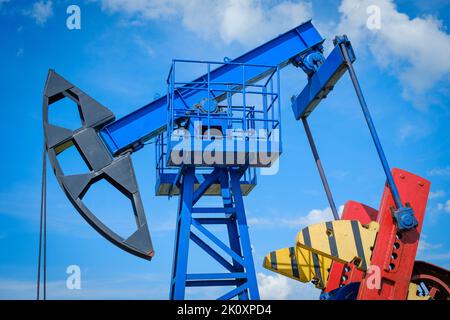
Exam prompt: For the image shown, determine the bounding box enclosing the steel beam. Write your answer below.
[99,20,324,155]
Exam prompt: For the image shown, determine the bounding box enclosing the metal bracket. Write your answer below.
[292,48,325,77]
[392,205,418,230]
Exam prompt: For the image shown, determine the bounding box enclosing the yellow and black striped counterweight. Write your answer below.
[264,246,332,288]
[264,220,379,289]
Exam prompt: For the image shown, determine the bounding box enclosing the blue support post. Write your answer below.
[220,173,247,300]
[170,166,195,299]
[169,167,260,300]
[229,168,260,300]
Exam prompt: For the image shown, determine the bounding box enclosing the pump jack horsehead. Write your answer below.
[41,19,449,300]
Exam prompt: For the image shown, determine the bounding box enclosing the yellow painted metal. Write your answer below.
[263,220,379,290]
[407,283,430,300]
[263,247,302,281]
[296,220,379,271]
[263,246,333,289]
[295,246,332,288]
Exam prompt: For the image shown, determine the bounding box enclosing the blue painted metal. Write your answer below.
[155,133,257,196]
[165,59,282,168]
[170,166,195,300]
[292,50,325,77]
[292,34,416,230]
[393,206,418,230]
[99,20,324,155]
[320,282,360,300]
[336,36,417,230]
[291,36,355,119]
[186,273,247,280]
[229,168,259,299]
[218,283,249,300]
[192,219,246,265]
[169,166,259,300]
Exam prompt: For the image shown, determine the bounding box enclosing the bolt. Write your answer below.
[418,180,424,186]
[399,174,405,179]
[401,214,415,228]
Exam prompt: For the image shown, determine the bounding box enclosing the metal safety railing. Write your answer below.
[165,59,282,165]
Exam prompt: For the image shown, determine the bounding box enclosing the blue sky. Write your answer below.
[0,0,449,300]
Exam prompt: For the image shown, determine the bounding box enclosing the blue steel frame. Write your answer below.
[154,22,324,300]
[165,59,282,168]
[94,20,327,300]
[166,59,281,299]
[99,20,324,156]
[170,166,259,300]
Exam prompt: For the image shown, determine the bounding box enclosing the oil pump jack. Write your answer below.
[40,20,449,300]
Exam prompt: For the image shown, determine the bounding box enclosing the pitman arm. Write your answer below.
[291,35,418,230]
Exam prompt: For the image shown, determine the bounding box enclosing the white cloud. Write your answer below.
[257,272,292,299]
[248,217,271,227]
[398,123,415,142]
[436,199,450,213]
[249,205,344,229]
[27,1,53,25]
[420,251,450,262]
[330,170,349,180]
[16,48,24,57]
[217,0,312,46]
[257,272,319,300]
[417,238,443,253]
[133,35,155,56]
[416,235,449,266]
[397,121,431,143]
[279,205,344,228]
[429,198,450,222]
[338,0,450,109]
[429,190,445,199]
[99,0,312,47]
[428,167,450,177]
[101,0,177,20]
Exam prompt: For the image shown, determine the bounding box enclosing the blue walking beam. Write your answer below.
[99,20,324,156]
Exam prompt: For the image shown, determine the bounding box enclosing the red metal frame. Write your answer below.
[325,169,430,300]
[411,261,450,299]
[357,168,430,299]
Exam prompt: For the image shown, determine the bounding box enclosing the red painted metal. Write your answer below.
[357,168,430,300]
[324,201,378,292]
[411,260,450,300]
